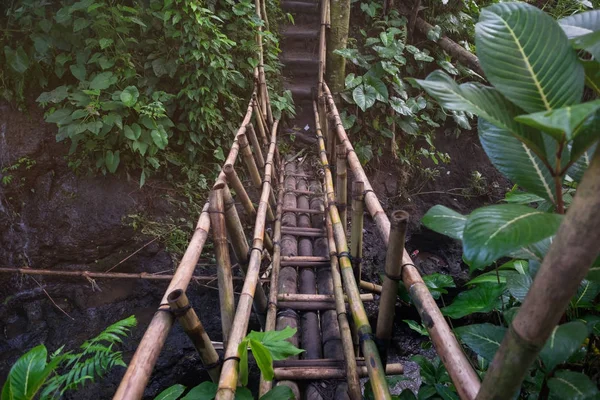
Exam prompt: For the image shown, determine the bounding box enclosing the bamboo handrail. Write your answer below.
[216,120,279,400]
[321,82,481,400]
[113,204,211,400]
[313,100,391,399]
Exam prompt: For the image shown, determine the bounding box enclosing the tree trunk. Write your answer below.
[326,0,351,96]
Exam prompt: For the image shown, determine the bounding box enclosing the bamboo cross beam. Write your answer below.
[313,100,391,399]
[360,280,382,294]
[113,204,211,400]
[277,293,374,302]
[216,120,279,400]
[321,82,480,400]
[274,363,404,380]
[282,207,324,214]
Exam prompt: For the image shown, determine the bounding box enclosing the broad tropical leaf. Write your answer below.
[415,71,546,157]
[548,370,599,400]
[540,322,588,371]
[479,119,557,205]
[1,345,60,400]
[466,270,517,286]
[586,256,600,282]
[462,204,562,271]
[421,205,466,240]
[260,386,295,400]
[476,3,584,113]
[181,381,217,400]
[455,323,507,361]
[353,84,377,111]
[154,384,186,400]
[559,10,600,60]
[441,283,506,319]
[515,100,600,141]
[249,339,274,381]
[423,273,455,299]
[246,327,304,360]
[506,273,532,301]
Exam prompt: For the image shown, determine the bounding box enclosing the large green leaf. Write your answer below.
[466,270,517,286]
[455,323,507,361]
[423,273,455,300]
[259,386,295,400]
[246,327,303,360]
[421,205,466,240]
[353,84,377,111]
[569,116,600,168]
[559,10,600,60]
[515,100,600,142]
[237,340,250,386]
[181,381,217,400]
[571,280,600,309]
[479,119,557,206]
[586,256,600,282]
[249,339,274,381]
[476,3,584,113]
[441,283,506,319]
[415,71,546,157]
[548,370,599,400]
[540,322,588,371]
[1,345,59,400]
[506,273,532,302]
[154,384,186,400]
[463,204,562,271]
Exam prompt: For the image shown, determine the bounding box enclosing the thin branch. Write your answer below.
[29,276,75,321]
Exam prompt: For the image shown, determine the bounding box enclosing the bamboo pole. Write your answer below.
[477,148,600,400]
[281,256,329,262]
[253,98,268,145]
[313,100,391,399]
[278,293,374,302]
[376,210,409,367]
[222,165,256,218]
[209,189,235,346]
[351,181,364,285]
[282,207,324,214]
[113,204,211,400]
[325,210,361,400]
[246,123,265,169]
[216,120,279,400]
[167,289,221,382]
[274,363,403,380]
[336,143,348,230]
[259,162,285,396]
[322,82,480,400]
[238,133,262,190]
[360,280,382,294]
[280,261,330,267]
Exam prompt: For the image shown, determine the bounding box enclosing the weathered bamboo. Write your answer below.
[322,82,480,400]
[274,363,403,380]
[282,207,324,214]
[253,98,269,145]
[209,189,235,345]
[259,162,285,396]
[325,210,361,400]
[113,204,211,400]
[336,144,348,230]
[278,293,374,302]
[280,261,330,267]
[222,165,256,218]
[281,226,325,234]
[350,181,365,285]
[477,148,600,400]
[216,121,279,400]
[313,99,391,399]
[246,123,265,169]
[286,189,320,196]
[238,133,262,190]
[281,256,329,262]
[167,289,221,382]
[360,280,383,294]
[376,210,409,367]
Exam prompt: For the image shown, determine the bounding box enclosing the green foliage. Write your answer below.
[0,0,284,185]
[1,316,136,400]
[0,156,36,187]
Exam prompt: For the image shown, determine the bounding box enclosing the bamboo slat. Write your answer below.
[274,363,403,380]
[322,82,480,400]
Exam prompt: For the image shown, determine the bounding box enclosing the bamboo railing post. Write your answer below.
[216,120,279,400]
[322,82,480,400]
[376,210,409,367]
[246,123,265,169]
[313,100,391,399]
[476,148,600,400]
[336,143,348,230]
[167,289,221,382]
[209,189,235,346]
[350,181,364,285]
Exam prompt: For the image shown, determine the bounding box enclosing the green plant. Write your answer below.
[1,315,136,400]
[0,156,36,187]
[154,327,301,400]
[416,3,600,397]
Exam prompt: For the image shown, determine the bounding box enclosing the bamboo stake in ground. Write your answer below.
[351,181,365,285]
[336,143,348,230]
[477,148,600,400]
[167,289,221,382]
[114,204,211,400]
[376,210,409,367]
[322,82,480,400]
[216,120,279,400]
[209,189,235,346]
[313,100,391,399]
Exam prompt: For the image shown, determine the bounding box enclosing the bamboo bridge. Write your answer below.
[117,0,481,398]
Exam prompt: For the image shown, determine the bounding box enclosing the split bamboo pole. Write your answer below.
[360,280,382,294]
[113,204,210,400]
[209,189,235,345]
[259,162,285,396]
[325,210,361,400]
[322,82,480,400]
[246,123,265,169]
[336,144,348,230]
[476,148,600,400]
[313,99,391,399]
[167,289,221,382]
[253,98,269,145]
[376,210,409,367]
[216,120,279,400]
[274,363,403,380]
[351,181,365,285]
